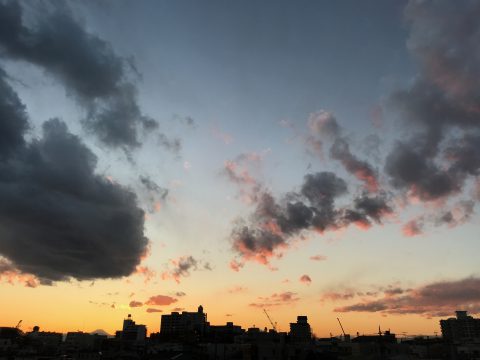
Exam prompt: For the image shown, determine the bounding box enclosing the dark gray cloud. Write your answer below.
[385,0,480,201]
[385,140,461,201]
[0,68,28,158]
[341,192,393,229]
[161,255,211,283]
[139,175,168,213]
[0,72,148,283]
[231,172,392,266]
[0,1,177,151]
[307,111,380,192]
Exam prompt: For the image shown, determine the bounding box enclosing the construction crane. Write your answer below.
[15,320,22,329]
[263,309,277,332]
[337,318,346,339]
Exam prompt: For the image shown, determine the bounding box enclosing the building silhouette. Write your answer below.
[441,311,480,343]
[115,314,146,344]
[289,316,312,343]
[160,305,208,342]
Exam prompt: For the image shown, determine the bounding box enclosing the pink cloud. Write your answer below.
[402,219,423,237]
[299,274,312,285]
[146,295,178,306]
[310,254,327,261]
[135,265,156,283]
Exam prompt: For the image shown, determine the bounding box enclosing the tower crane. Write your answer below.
[337,318,346,339]
[263,309,277,331]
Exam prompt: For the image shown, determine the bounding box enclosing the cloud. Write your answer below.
[146,308,163,313]
[221,152,267,204]
[384,0,480,202]
[308,110,341,139]
[161,256,211,283]
[230,0,480,266]
[402,219,424,237]
[321,291,356,302]
[0,1,177,151]
[171,307,184,312]
[0,71,148,283]
[249,292,300,308]
[139,175,168,213]
[175,291,186,297]
[299,274,312,285]
[0,257,39,288]
[335,276,480,317]
[306,110,380,193]
[129,300,143,308]
[229,259,244,272]
[231,172,392,266]
[135,266,156,283]
[330,138,379,193]
[146,295,178,306]
[228,286,248,294]
[310,254,327,261]
[0,68,28,159]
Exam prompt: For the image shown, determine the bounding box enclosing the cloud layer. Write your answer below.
[0,1,178,151]
[334,277,480,317]
[0,67,148,283]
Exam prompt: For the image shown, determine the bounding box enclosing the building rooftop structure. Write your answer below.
[289,316,312,343]
[160,305,208,342]
[440,310,480,344]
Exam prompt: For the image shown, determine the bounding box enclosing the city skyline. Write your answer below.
[1,0,480,339]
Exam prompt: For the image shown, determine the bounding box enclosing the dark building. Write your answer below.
[441,311,480,344]
[115,314,147,343]
[160,305,208,341]
[206,321,244,343]
[289,316,312,343]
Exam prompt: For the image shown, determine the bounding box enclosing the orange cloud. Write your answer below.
[129,300,143,308]
[146,308,163,313]
[146,295,178,306]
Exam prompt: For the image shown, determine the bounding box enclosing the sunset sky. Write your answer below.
[1,0,480,338]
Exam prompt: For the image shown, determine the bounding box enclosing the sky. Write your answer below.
[1,0,480,338]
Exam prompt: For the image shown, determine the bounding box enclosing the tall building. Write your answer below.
[116,314,147,343]
[160,305,208,341]
[440,311,480,343]
[289,316,312,343]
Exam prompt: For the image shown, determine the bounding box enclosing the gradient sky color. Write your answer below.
[1,0,479,338]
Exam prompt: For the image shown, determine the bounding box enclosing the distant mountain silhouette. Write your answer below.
[90,329,111,337]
